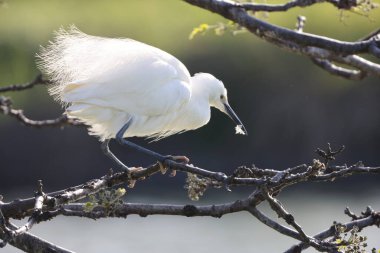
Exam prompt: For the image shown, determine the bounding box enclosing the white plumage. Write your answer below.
[37,26,246,142]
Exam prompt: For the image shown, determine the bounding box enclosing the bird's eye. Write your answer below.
[220,95,224,99]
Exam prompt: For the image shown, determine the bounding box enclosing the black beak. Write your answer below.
[224,103,247,135]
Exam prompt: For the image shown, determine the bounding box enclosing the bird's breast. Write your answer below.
[124,102,211,139]
[170,101,211,131]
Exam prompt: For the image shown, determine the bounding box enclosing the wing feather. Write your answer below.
[37,26,191,116]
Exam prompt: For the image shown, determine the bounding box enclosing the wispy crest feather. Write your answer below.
[37,25,133,104]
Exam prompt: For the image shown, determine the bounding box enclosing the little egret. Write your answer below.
[37,26,247,173]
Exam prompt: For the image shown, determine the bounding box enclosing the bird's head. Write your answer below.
[193,73,247,135]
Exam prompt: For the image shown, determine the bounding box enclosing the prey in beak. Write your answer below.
[223,102,247,135]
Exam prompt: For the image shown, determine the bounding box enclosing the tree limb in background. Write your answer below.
[0,74,47,93]
[184,0,380,80]
[0,75,84,128]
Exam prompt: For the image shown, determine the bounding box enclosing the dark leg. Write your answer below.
[102,118,189,173]
[115,118,166,162]
[101,139,129,171]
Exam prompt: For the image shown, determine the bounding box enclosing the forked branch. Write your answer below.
[184,0,380,80]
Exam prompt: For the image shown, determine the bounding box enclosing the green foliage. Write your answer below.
[189,21,245,40]
[184,173,222,201]
[84,188,126,215]
[333,224,376,253]
[350,0,379,16]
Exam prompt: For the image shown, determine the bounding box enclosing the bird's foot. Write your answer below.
[158,155,190,177]
[124,166,144,188]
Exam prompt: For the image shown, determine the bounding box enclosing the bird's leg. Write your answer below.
[158,156,190,176]
[115,118,189,174]
[101,139,129,171]
[116,119,166,161]
[101,139,143,185]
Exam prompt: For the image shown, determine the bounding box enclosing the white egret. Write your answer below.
[37,26,247,173]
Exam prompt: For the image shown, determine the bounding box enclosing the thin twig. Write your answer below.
[310,58,366,80]
[11,181,45,237]
[285,211,380,252]
[0,221,74,253]
[0,96,84,128]
[260,186,310,242]
[0,74,48,93]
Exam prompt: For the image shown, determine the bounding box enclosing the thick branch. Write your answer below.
[241,0,320,12]
[52,199,250,219]
[184,0,380,79]
[2,160,380,220]
[241,0,362,12]
[184,0,377,55]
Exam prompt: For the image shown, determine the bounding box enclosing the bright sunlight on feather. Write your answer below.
[37,25,247,171]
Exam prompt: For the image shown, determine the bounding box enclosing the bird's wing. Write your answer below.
[38,27,191,116]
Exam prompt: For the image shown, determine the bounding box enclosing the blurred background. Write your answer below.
[1,0,379,252]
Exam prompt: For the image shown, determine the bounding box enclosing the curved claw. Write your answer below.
[161,155,190,164]
[158,161,168,175]
[125,167,144,188]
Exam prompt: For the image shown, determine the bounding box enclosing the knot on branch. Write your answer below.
[285,214,295,224]
[183,205,198,217]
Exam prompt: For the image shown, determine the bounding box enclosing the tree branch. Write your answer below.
[0,221,74,253]
[0,74,48,93]
[285,210,380,252]
[1,1,379,251]
[310,58,366,80]
[10,181,46,238]
[260,186,310,242]
[0,197,73,253]
[1,154,378,252]
[0,96,83,128]
[51,200,250,219]
[241,0,365,12]
[183,0,380,79]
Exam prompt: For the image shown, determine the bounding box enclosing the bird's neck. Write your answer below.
[174,83,211,131]
[190,77,212,104]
